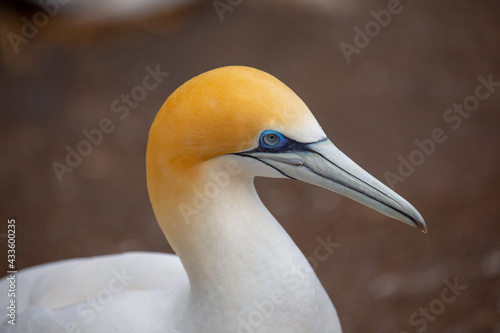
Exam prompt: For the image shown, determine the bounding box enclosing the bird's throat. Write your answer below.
[149,155,338,331]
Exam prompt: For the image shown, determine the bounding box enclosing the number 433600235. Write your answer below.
[7,219,16,270]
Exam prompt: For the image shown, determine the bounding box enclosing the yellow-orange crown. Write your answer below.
[146,66,324,209]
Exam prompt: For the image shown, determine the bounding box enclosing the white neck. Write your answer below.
[158,156,340,332]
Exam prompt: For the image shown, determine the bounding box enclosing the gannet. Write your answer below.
[0,66,426,333]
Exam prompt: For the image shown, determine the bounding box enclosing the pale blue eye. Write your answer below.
[260,131,285,149]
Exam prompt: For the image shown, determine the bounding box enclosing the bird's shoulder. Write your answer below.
[0,252,188,332]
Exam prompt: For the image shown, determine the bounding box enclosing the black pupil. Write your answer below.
[264,133,279,146]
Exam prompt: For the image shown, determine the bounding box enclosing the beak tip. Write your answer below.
[402,205,427,234]
[414,219,428,234]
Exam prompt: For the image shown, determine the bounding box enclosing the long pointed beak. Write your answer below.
[246,139,427,233]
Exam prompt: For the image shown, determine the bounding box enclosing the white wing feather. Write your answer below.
[0,252,189,332]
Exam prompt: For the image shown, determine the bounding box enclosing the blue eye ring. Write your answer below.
[260,130,286,149]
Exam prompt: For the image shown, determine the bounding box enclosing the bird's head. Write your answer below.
[147,66,426,233]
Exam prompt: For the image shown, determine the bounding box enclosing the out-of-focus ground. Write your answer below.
[0,0,499,332]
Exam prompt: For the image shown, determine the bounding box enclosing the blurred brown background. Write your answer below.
[1,0,499,332]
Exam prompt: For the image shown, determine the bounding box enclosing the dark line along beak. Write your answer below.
[238,139,427,233]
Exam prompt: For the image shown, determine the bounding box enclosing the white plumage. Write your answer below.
[1,66,425,332]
